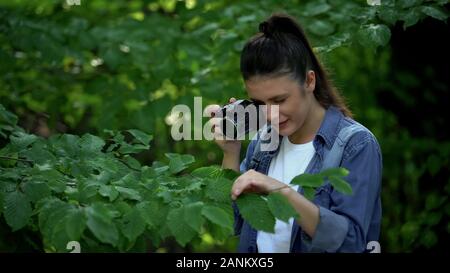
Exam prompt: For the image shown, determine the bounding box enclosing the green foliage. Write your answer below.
[0,0,447,153]
[4,191,32,231]
[267,193,299,223]
[291,167,352,199]
[236,193,276,233]
[1,104,339,252]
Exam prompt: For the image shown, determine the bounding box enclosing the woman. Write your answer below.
[206,13,382,253]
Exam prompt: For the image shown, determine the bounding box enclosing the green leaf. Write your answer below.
[111,173,138,188]
[79,133,105,153]
[127,129,153,145]
[41,172,66,193]
[302,0,331,16]
[204,177,232,203]
[266,193,298,222]
[236,193,275,233]
[113,201,132,215]
[86,203,119,246]
[65,208,86,240]
[191,165,222,178]
[54,134,80,158]
[22,181,51,203]
[0,104,18,127]
[320,167,349,178]
[401,7,424,29]
[38,201,78,252]
[10,131,38,150]
[136,199,168,228]
[98,185,119,202]
[142,166,165,179]
[221,168,240,181]
[378,7,398,25]
[165,153,195,174]
[420,5,449,21]
[118,143,149,154]
[122,155,141,170]
[115,186,142,201]
[23,141,56,165]
[425,194,446,210]
[329,176,353,195]
[308,20,335,36]
[202,205,233,229]
[0,147,18,167]
[397,0,422,9]
[120,208,146,242]
[290,173,324,188]
[38,198,68,239]
[4,191,32,231]
[167,207,196,247]
[184,202,204,232]
[191,165,239,181]
[182,177,203,192]
[303,187,316,201]
[357,24,391,48]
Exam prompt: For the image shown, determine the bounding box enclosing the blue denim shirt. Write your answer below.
[234,106,382,253]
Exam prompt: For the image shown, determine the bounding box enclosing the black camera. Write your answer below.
[217,99,262,139]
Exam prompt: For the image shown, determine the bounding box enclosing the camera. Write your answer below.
[217,99,262,139]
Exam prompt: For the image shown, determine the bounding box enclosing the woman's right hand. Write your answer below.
[204,97,242,155]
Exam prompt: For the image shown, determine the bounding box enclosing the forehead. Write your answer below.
[244,74,301,99]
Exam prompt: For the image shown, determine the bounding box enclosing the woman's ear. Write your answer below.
[305,70,316,93]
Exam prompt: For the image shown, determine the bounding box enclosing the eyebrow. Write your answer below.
[250,94,288,104]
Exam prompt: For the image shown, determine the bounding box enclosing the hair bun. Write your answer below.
[259,14,304,40]
[258,21,273,36]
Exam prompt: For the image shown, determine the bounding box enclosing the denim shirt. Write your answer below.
[234,106,382,253]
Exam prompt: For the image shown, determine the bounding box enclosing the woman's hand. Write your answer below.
[231,170,320,238]
[204,97,242,154]
[231,169,288,200]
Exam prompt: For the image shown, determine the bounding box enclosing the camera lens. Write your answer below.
[218,100,260,139]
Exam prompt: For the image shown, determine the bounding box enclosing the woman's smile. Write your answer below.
[278,119,289,130]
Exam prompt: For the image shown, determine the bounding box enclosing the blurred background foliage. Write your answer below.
[0,0,449,252]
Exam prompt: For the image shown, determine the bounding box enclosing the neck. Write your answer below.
[288,100,326,144]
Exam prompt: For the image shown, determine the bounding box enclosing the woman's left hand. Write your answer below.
[231,169,287,200]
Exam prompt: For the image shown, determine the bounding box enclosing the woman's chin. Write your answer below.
[278,128,292,136]
[275,122,292,136]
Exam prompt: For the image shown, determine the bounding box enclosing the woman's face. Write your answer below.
[245,73,316,137]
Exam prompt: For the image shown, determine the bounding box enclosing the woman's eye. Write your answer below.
[274,99,285,104]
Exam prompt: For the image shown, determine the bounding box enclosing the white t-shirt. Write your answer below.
[257,136,315,253]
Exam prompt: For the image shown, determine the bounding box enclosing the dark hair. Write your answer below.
[240,13,352,117]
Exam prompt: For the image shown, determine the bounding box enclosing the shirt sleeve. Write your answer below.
[303,134,383,252]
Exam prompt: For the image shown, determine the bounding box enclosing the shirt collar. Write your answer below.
[315,106,344,149]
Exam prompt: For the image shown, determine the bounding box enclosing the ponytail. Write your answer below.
[240,13,352,117]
